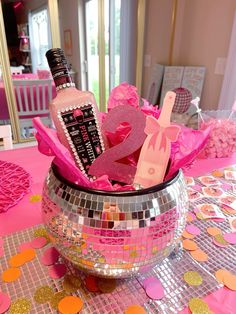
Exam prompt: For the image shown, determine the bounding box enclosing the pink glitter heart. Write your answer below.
[41,247,60,266]
[48,264,67,279]
[31,237,48,249]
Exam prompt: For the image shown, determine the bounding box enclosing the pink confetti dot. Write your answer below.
[223,232,236,244]
[41,247,60,266]
[186,224,201,236]
[18,241,33,252]
[212,239,228,248]
[48,263,67,279]
[144,277,165,300]
[31,237,48,249]
[0,291,11,314]
[142,276,159,289]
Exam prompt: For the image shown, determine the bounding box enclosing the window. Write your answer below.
[29,7,51,73]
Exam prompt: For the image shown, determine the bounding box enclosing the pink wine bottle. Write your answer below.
[46,48,104,179]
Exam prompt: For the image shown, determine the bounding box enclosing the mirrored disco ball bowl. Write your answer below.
[42,164,189,278]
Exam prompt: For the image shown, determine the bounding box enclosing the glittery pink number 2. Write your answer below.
[88,105,146,184]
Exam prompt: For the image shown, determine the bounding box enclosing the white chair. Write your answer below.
[0,125,13,150]
[12,79,53,138]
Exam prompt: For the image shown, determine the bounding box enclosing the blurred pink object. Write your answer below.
[167,125,210,179]
[199,117,236,159]
[37,69,51,79]
[108,82,139,109]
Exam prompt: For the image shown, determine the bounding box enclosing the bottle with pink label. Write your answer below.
[46,48,104,179]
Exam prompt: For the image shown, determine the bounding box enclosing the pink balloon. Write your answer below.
[31,237,48,249]
[186,224,201,236]
[0,291,11,314]
[48,264,67,279]
[223,232,236,244]
[41,247,60,266]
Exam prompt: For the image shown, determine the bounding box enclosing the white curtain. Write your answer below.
[218,11,236,110]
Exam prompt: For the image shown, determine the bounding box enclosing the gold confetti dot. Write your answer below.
[188,297,211,313]
[196,212,205,220]
[62,275,80,293]
[34,286,54,304]
[50,291,68,310]
[29,194,42,203]
[130,250,138,258]
[214,234,229,246]
[97,278,117,293]
[184,271,203,286]
[9,298,32,314]
[33,228,50,241]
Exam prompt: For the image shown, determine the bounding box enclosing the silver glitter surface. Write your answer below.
[42,168,188,278]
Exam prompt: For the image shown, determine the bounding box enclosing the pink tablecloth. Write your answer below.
[0,147,236,313]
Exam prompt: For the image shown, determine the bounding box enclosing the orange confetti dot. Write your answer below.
[223,272,236,290]
[58,296,83,314]
[212,170,223,177]
[8,253,26,268]
[206,227,221,236]
[190,249,208,262]
[182,230,195,239]
[182,239,198,251]
[2,267,21,282]
[21,248,36,262]
[215,269,231,284]
[125,305,147,314]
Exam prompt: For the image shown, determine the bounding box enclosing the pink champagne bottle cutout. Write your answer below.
[134,91,180,188]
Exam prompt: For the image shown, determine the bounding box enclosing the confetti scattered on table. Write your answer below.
[2,267,21,282]
[190,249,208,262]
[50,291,67,310]
[41,246,60,266]
[48,263,67,279]
[31,236,48,249]
[223,271,236,290]
[186,212,196,222]
[182,230,195,239]
[63,275,80,293]
[85,275,99,292]
[186,224,201,236]
[97,278,117,293]
[29,194,42,203]
[0,291,11,314]
[188,297,211,314]
[183,271,203,286]
[213,234,229,247]
[33,227,50,240]
[8,253,27,267]
[20,248,36,262]
[182,239,198,251]
[33,286,54,304]
[144,277,165,300]
[124,304,147,314]
[9,298,32,314]
[58,296,83,314]
[223,232,236,244]
[215,269,230,284]
[206,226,222,236]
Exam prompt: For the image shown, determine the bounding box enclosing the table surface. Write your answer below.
[1,146,236,313]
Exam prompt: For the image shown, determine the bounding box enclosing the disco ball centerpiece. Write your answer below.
[42,164,188,278]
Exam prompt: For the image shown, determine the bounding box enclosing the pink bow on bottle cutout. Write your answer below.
[145,117,180,151]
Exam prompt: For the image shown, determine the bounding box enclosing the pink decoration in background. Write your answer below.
[48,263,67,279]
[41,247,60,266]
[89,105,146,184]
[108,82,140,110]
[0,160,31,213]
[134,91,180,187]
[31,237,48,249]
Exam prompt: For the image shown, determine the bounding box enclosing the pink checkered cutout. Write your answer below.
[172,87,192,114]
